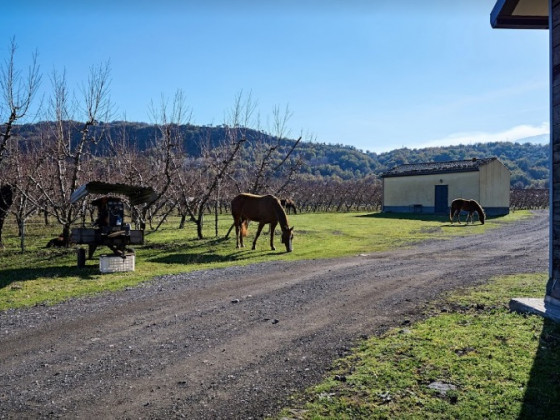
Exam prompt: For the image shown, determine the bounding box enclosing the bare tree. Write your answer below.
[8,138,47,252]
[0,38,41,248]
[0,38,41,167]
[32,62,112,244]
[194,130,246,239]
[234,104,303,198]
[137,89,192,230]
[510,188,549,210]
[190,91,257,239]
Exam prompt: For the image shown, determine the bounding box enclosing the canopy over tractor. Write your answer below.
[70,182,156,264]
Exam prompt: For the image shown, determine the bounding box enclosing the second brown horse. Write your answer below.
[231,193,294,252]
[450,198,485,225]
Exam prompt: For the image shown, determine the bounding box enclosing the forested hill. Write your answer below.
[368,142,549,188]
[293,140,548,188]
[14,121,549,188]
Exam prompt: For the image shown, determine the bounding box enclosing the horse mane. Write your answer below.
[471,200,485,222]
[271,196,290,231]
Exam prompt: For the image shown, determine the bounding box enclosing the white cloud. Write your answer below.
[420,122,550,149]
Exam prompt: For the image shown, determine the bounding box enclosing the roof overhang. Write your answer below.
[491,0,549,29]
[70,182,157,206]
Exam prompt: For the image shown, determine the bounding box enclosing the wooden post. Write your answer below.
[548,0,560,300]
[492,0,560,321]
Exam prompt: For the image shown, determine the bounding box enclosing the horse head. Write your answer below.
[281,226,294,252]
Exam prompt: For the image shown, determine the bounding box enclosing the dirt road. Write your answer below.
[0,211,549,419]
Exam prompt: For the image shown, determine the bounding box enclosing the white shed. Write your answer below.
[381,157,510,216]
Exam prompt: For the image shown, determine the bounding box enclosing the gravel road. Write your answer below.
[0,211,549,419]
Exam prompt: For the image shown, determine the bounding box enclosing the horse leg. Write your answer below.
[234,217,244,248]
[451,209,459,224]
[252,222,266,250]
[451,210,460,224]
[269,222,277,251]
[235,221,241,248]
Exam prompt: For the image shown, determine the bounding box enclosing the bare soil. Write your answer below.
[0,211,549,419]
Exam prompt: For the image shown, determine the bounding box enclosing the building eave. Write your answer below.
[491,0,549,29]
[381,167,480,179]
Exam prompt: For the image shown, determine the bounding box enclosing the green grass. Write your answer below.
[278,273,560,419]
[0,210,529,311]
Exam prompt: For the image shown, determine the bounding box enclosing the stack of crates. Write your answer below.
[99,254,135,273]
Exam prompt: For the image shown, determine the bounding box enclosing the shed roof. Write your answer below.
[381,157,499,178]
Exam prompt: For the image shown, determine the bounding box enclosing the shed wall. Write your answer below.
[383,171,479,212]
[479,159,511,208]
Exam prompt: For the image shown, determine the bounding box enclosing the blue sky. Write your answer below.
[2,0,550,153]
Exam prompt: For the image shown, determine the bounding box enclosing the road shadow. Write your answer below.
[443,223,484,228]
[148,252,238,265]
[149,247,288,265]
[357,213,448,222]
[0,265,99,289]
[519,318,560,417]
[359,212,509,223]
[142,236,230,251]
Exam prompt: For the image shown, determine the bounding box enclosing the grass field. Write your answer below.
[277,273,559,419]
[0,210,523,311]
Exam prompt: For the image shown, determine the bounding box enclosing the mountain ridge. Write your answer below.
[12,121,549,188]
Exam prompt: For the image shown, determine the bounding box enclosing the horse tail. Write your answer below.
[241,220,248,237]
[449,204,454,222]
[449,199,458,222]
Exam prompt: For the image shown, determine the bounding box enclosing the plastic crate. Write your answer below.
[99,254,135,273]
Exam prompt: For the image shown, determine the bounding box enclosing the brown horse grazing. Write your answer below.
[450,198,486,225]
[280,198,297,214]
[231,193,294,252]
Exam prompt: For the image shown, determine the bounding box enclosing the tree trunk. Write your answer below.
[178,213,187,229]
[62,224,71,248]
[214,182,220,237]
[196,211,204,240]
[18,218,25,253]
[0,213,7,249]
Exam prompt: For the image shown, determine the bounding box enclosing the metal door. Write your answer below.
[434,185,448,214]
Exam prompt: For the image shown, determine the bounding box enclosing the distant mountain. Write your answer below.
[516,133,549,144]
[12,122,550,188]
